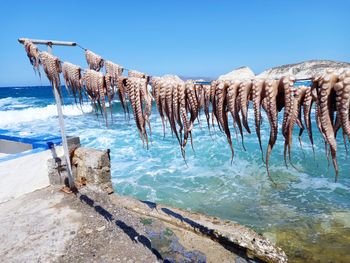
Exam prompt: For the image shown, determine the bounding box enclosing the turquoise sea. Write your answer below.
[1,86,350,262]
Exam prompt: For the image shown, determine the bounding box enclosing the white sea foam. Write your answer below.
[0,97,14,107]
[0,103,93,127]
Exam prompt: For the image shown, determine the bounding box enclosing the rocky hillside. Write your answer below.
[218,66,255,80]
[183,60,350,81]
[257,60,350,79]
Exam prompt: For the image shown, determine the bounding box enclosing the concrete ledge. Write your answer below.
[112,194,288,263]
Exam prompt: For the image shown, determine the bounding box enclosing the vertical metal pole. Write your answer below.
[48,45,74,188]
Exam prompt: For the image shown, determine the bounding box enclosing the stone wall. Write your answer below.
[72,148,113,194]
[48,146,113,194]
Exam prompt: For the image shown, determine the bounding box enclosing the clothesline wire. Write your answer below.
[75,42,134,73]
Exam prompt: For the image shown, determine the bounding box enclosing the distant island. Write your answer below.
[182,59,350,81]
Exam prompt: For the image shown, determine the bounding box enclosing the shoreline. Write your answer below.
[0,146,287,263]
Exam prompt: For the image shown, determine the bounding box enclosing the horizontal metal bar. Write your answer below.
[18,38,76,46]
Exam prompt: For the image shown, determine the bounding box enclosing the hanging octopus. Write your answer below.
[280,76,297,167]
[22,39,41,76]
[62,62,84,105]
[82,69,108,125]
[104,61,124,118]
[85,50,104,71]
[39,51,62,98]
[283,84,307,169]
[227,80,245,150]
[263,78,281,177]
[314,70,339,179]
[125,77,149,148]
[20,44,350,180]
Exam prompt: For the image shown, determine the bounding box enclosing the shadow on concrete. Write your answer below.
[140,200,157,210]
[115,220,163,260]
[79,194,163,260]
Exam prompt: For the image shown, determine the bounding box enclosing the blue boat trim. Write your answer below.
[0,130,63,162]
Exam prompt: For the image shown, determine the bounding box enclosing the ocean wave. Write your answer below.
[0,103,93,127]
[0,96,41,110]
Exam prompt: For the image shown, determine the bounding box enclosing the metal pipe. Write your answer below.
[19,38,75,188]
[48,45,75,189]
[18,38,77,47]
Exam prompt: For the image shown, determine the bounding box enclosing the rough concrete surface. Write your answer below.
[0,187,81,262]
[0,184,287,263]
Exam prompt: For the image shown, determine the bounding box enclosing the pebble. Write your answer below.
[85,229,93,234]
[96,226,106,232]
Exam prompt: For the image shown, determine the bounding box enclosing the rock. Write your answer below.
[72,147,114,194]
[85,229,93,234]
[96,226,106,232]
[218,66,255,81]
[47,137,80,186]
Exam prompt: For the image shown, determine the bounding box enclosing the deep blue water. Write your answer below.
[1,85,350,262]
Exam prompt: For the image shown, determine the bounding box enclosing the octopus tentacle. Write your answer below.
[22,39,41,77]
[334,72,350,156]
[302,87,315,156]
[252,78,265,162]
[173,82,183,144]
[210,80,220,131]
[317,71,339,179]
[185,81,199,152]
[202,84,212,133]
[151,77,164,133]
[216,81,234,163]
[264,79,280,178]
[62,62,84,106]
[285,86,306,170]
[117,76,130,120]
[159,78,167,137]
[238,79,252,134]
[104,73,114,120]
[179,82,191,161]
[105,61,124,117]
[39,52,62,98]
[335,73,350,139]
[165,80,179,142]
[126,77,148,148]
[139,78,153,136]
[227,80,245,150]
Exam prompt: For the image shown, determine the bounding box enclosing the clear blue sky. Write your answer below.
[0,0,349,86]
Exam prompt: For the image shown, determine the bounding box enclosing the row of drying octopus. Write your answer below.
[23,39,350,180]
